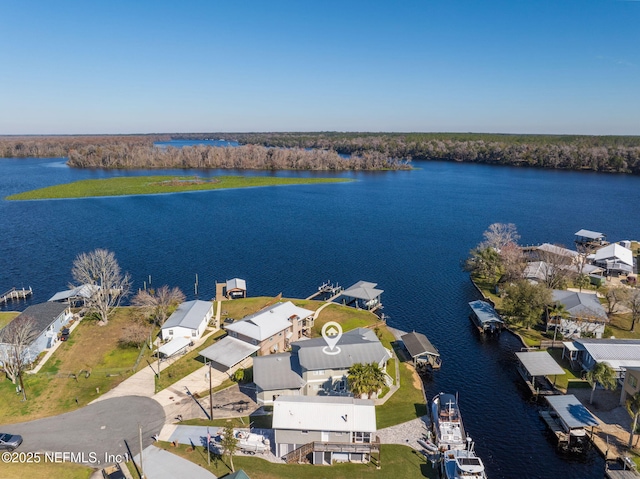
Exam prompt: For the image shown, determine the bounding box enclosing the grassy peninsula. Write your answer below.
[6,175,351,200]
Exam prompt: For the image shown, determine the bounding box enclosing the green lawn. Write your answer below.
[546,348,589,391]
[160,442,436,479]
[6,175,351,200]
[1,461,94,479]
[0,311,19,329]
[0,308,157,423]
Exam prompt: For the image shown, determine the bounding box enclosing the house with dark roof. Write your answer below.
[0,302,71,363]
[253,328,392,405]
[550,290,608,338]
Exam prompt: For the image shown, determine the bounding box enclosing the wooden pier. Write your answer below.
[539,410,570,446]
[0,287,32,305]
[306,281,343,300]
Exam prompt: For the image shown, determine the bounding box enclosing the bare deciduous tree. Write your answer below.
[131,285,185,326]
[627,290,640,332]
[0,316,38,401]
[481,223,520,250]
[600,285,630,314]
[119,321,152,348]
[535,244,577,290]
[499,242,526,282]
[71,248,131,324]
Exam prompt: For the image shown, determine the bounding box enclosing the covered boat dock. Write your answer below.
[515,351,564,397]
[541,394,599,449]
[401,331,441,370]
[468,300,505,334]
[338,281,383,311]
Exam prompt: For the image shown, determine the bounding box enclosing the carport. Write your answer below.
[200,335,259,371]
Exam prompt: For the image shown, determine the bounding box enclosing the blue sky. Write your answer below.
[1,0,639,135]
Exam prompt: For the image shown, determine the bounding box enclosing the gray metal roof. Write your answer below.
[515,351,565,377]
[468,300,504,326]
[545,394,599,430]
[293,328,391,371]
[552,290,607,321]
[226,278,246,291]
[199,336,259,369]
[162,300,212,330]
[253,352,305,390]
[158,337,191,357]
[48,284,98,302]
[224,301,313,341]
[340,280,384,301]
[401,331,439,358]
[575,229,605,240]
[0,302,68,340]
[573,338,640,370]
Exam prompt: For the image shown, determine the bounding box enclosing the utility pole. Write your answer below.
[209,361,213,420]
[139,424,145,479]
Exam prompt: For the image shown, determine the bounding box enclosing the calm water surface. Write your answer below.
[2,157,640,478]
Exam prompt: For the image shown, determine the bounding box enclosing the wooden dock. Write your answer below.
[306,281,343,300]
[0,286,32,305]
[539,410,569,445]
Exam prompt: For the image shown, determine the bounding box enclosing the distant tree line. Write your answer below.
[220,132,640,174]
[3,132,640,173]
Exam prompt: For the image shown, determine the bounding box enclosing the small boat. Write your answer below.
[431,392,466,452]
[418,438,439,453]
[211,430,270,454]
[441,438,488,479]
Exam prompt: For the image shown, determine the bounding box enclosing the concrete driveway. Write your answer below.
[5,396,165,466]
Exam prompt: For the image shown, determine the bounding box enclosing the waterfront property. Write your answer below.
[253,328,392,405]
[550,290,608,339]
[540,394,599,450]
[338,281,384,311]
[590,243,635,276]
[515,351,565,397]
[273,395,379,465]
[0,302,72,363]
[160,300,215,341]
[225,278,247,299]
[48,283,99,307]
[401,331,441,371]
[224,301,314,356]
[468,300,504,333]
[575,229,607,250]
[563,338,640,380]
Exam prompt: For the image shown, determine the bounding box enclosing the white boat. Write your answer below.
[441,438,488,479]
[431,392,466,452]
[211,429,270,454]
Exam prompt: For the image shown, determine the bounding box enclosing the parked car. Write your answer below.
[60,328,70,341]
[0,433,23,451]
[102,464,126,479]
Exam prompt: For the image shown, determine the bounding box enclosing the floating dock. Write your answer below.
[0,286,32,305]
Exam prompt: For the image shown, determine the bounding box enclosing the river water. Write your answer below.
[2,155,640,478]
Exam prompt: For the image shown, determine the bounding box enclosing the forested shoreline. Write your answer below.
[2,132,640,173]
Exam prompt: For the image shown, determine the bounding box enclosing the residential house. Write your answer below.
[160,300,214,341]
[620,367,640,405]
[253,328,392,405]
[0,302,72,363]
[273,395,378,465]
[590,243,635,276]
[224,301,314,356]
[562,338,640,380]
[550,290,608,338]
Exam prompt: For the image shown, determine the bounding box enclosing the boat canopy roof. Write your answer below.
[515,351,565,377]
[468,300,504,326]
[545,394,599,430]
[402,331,439,358]
[575,229,605,240]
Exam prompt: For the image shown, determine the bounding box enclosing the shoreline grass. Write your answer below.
[6,175,352,200]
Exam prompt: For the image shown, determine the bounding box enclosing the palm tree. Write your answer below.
[548,302,569,343]
[347,363,368,398]
[586,362,617,405]
[627,391,640,449]
[363,363,387,399]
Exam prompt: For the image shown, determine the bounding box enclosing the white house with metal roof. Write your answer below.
[160,300,214,341]
[273,396,378,464]
[590,243,635,275]
[562,338,640,379]
[224,301,314,356]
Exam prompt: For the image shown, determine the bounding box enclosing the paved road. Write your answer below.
[5,396,165,466]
